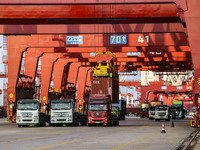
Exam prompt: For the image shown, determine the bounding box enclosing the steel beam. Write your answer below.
[0,23,186,35]
[6,33,188,48]
[27,46,191,53]
[0,3,182,24]
[0,0,187,8]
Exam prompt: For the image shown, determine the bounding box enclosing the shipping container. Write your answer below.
[150,101,163,107]
[141,103,149,109]
[172,101,183,105]
[91,77,119,103]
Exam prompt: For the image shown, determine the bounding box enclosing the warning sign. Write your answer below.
[9,93,14,98]
[43,96,47,101]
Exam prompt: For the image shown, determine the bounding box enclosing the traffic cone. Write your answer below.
[171,121,174,127]
[161,123,166,133]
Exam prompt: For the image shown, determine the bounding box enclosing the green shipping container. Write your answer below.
[172,101,183,105]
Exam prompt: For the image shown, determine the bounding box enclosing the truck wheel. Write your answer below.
[115,120,119,126]
[109,119,113,126]
[73,116,79,126]
[87,124,91,127]
[18,125,21,128]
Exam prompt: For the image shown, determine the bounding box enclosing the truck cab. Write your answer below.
[50,99,79,126]
[171,101,185,119]
[148,107,156,119]
[155,105,170,121]
[87,94,118,126]
[149,101,163,120]
[140,103,149,118]
[16,99,46,127]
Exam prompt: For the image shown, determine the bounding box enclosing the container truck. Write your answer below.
[171,101,185,119]
[140,103,149,118]
[149,101,163,120]
[16,99,46,127]
[87,52,119,126]
[50,99,81,127]
[155,105,170,121]
[87,94,119,126]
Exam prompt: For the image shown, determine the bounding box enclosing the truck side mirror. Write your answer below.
[110,104,112,110]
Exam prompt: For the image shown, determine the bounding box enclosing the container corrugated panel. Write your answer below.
[150,101,162,107]
[141,104,149,108]
[91,77,119,103]
[172,101,183,105]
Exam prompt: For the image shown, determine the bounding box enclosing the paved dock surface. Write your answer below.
[0,117,196,150]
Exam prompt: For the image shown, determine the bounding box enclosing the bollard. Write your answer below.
[171,121,174,127]
[161,123,166,133]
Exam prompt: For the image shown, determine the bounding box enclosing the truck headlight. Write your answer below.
[16,116,21,122]
[88,117,91,120]
[51,116,56,120]
[34,116,39,121]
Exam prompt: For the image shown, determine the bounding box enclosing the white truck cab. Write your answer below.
[155,105,170,121]
[50,99,79,126]
[16,99,46,127]
[149,107,156,119]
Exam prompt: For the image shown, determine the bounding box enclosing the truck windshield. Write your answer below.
[18,102,38,110]
[141,108,148,112]
[156,106,168,111]
[88,103,107,111]
[51,102,72,110]
[149,107,155,111]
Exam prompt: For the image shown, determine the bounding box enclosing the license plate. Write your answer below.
[59,121,64,123]
[96,121,100,124]
[25,122,30,123]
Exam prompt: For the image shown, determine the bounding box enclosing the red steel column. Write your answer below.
[67,63,81,84]
[76,67,91,101]
[53,59,69,93]
[25,48,43,80]
[7,36,29,122]
[184,0,200,125]
[40,53,62,113]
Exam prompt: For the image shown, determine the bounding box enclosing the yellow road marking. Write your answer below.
[29,126,147,150]
[112,132,160,150]
[0,128,97,144]
[28,132,113,150]
[112,128,173,150]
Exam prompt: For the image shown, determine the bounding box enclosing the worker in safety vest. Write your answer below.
[60,96,64,100]
[9,101,14,116]
[112,107,119,117]
[42,103,47,114]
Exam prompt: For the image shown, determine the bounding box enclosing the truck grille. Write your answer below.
[93,120,103,122]
[158,112,166,116]
[91,111,105,118]
[21,112,33,118]
[57,119,66,121]
[54,112,68,117]
[23,119,32,122]
[150,112,155,115]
